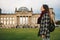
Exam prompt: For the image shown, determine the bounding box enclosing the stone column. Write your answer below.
[3,18,4,25]
[6,17,7,25]
[17,16,20,25]
[3,17,4,28]
[19,16,20,25]
[21,16,23,25]
[12,17,13,25]
[28,16,29,25]
[28,16,31,25]
[25,16,26,25]
[9,17,10,25]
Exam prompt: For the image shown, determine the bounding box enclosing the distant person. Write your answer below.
[37,4,55,40]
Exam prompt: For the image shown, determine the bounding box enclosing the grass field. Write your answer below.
[0,28,60,40]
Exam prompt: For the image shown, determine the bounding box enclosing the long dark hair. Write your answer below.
[43,4,49,12]
[40,4,49,19]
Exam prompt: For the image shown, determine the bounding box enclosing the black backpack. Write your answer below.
[48,21,55,32]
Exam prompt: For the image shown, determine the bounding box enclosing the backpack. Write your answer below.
[48,20,55,32]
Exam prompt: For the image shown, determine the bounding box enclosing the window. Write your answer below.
[13,21,15,24]
[13,18,14,20]
[10,17,12,20]
[10,21,12,24]
[1,21,3,23]
[4,21,6,25]
[4,18,6,20]
[7,18,9,20]
[1,18,3,20]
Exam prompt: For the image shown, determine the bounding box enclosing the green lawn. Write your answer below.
[0,28,60,40]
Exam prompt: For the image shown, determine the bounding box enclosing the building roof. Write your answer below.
[18,7,29,11]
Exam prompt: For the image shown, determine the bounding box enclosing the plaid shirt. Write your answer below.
[39,13,50,38]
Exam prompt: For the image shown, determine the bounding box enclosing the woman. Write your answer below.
[38,4,53,40]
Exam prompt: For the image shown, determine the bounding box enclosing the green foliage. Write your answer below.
[56,21,60,25]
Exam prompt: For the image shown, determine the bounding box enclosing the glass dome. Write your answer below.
[18,7,29,11]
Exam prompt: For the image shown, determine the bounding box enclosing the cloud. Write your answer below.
[0,0,60,13]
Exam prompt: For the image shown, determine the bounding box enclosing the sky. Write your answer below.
[0,0,60,20]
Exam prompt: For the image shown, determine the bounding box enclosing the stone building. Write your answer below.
[0,7,54,28]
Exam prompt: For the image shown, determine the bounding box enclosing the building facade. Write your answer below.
[0,7,54,28]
